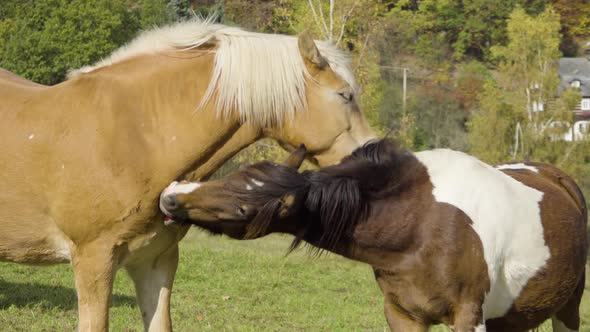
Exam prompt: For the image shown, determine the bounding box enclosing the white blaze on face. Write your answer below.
[166,181,201,195]
[496,163,539,173]
[415,149,548,320]
[251,178,264,187]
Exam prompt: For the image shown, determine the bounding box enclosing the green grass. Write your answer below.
[0,229,588,331]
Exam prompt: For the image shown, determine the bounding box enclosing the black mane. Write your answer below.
[231,139,416,253]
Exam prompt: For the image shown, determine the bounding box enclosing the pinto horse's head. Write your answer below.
[159,146,309,239]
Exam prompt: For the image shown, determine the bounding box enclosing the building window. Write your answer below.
[571,80,581,88]
[582,98,590,111]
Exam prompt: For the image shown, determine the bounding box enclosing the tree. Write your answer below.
[489,6,562,157]
[0,0,195,85]
[468,80,516,164]
[554,0,590,56]
[0,0,141,85]
[456,60,491,111]
[469,6,590,187]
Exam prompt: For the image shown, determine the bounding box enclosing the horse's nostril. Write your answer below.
[163,194,179,211]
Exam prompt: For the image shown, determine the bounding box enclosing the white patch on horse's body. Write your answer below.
[67,18,355,127]
[415,149,549,320]
[246,184,253,190]
[552,317,577,332]
[251,178,264,187]
[27,134,35,140]
[496,163,539,173]
[171,136,177,141]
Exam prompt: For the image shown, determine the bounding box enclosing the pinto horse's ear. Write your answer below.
[298,31,328,69]
[278,194,297,219]
[283,144,307,169]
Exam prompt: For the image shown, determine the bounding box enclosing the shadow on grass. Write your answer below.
[0,279,136,310]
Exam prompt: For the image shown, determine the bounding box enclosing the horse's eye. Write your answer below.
[237,206,246,216]
[338,92,353,103]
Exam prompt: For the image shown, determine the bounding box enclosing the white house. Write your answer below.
[557,57,590,141]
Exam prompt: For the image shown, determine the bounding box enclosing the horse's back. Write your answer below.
[0,68,48,107]
[498,161,587,242]
[526,162,588,223]
[0,68,46,88]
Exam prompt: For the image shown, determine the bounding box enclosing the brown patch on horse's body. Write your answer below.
[167,140,587,331]
[489,164,588,331]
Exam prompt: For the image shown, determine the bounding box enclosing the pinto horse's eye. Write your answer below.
[338,92,353,103]
[237,206,246,216]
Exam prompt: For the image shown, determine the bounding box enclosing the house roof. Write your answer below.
[558,58,590,97]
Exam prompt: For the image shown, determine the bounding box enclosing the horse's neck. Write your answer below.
[183,124,261,181]
[292,167,428,265]
[271,215,356,258]
[291,223,408,266]
[87,52,259,181]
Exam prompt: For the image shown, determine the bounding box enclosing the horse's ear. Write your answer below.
[283,144,307,169]
[297,31,328,69]
[278,194,297,219]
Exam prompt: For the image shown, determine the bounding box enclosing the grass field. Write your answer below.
[0,229,587,331]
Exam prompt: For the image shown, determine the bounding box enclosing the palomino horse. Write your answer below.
[160,139,588,332]
[0,19,375,331]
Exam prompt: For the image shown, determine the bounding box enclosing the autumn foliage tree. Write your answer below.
[469,6,590,187]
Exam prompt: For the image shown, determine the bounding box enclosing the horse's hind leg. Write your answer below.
[551,268,585,332]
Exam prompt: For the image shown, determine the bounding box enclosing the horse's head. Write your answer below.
[159,146,309,239]
[265,33,376,166]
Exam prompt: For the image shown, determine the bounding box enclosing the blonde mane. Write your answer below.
[68,18,356,127]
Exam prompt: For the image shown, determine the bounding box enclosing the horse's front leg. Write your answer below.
[124,224,189,332]
[71,240,119,332]
[374,270,428,332]
[126,244,178,332]
[452,301,485,332]
[382,299,428,332]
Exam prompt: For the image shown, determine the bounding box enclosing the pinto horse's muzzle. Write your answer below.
[159,181,197,224]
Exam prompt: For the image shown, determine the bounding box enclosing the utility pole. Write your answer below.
[402,67,408,114]
[380,66,410,114]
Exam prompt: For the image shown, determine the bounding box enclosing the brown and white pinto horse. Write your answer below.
[0,19,375,331]
[160,139,588,332]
